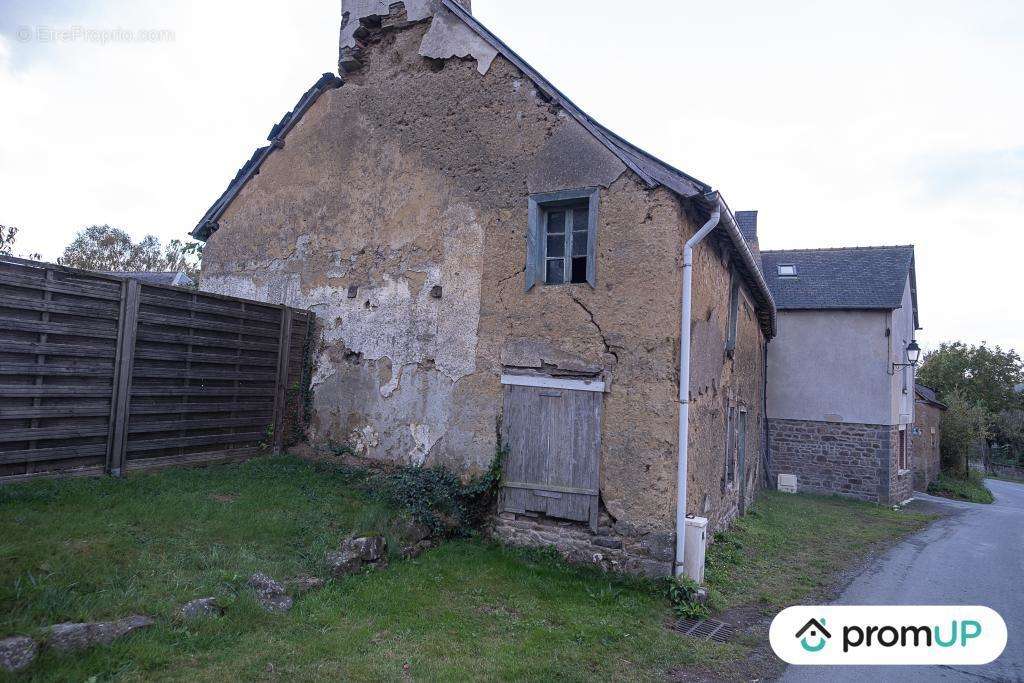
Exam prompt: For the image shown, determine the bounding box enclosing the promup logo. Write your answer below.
[795,618,831,653]
[770,606,1007,665]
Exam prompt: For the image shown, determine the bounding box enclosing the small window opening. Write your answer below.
[725,274,740,353]
[777,264,797,277]
[544,201,590,285]
[724,405,736,487]
[898,427,909,471]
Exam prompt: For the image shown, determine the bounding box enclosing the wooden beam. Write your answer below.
[107,278,140,476]
[271,308,293,454]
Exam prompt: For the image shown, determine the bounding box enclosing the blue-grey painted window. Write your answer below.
[526,187,599,290]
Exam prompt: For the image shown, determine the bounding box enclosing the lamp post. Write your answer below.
[891,340,921,374]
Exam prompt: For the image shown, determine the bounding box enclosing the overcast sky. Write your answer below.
[1,0,1021,354]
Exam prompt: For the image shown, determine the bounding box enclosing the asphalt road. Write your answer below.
[781,478,1024,683]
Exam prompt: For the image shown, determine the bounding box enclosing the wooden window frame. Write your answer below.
[525,187,599,290]
[898,426,909,472]
[724,404,736,488]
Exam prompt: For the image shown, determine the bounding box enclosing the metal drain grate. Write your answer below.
[672,617,734,643]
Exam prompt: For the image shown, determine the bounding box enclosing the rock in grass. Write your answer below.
[348,535,387,562]
[326,536,388,577]
[45,615,155,653]
[395,517,432,544]
[288,575,326,594]
[177,597,223,620]
[247,573,293,613]
[0,636,38,672]
[326,548,363,577]
[401,540,434,559]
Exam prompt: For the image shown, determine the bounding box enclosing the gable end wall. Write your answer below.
[199,8,767,573]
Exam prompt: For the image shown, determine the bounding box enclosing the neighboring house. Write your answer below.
[191,0,776,577]
[103,271,194,287]
[762,245,920,505]
[912,383,946,490]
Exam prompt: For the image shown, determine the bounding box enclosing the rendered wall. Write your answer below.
[198,3,768,561]
[888,275,917,426]
[767,309,890,425]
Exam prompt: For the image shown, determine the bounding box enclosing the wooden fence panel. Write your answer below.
[0,257,313,483]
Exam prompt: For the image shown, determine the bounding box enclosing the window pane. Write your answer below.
[546,210,565,234]
[546,259,564,284]
[572,206,588,231]
[572,231,588,256]
[546,234,565,257]
[570,257,587,283]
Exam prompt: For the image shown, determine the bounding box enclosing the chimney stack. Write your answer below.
[340,0,473,73]
[734,211,761,269]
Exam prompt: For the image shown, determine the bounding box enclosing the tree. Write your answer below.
[58,225,203,282]
[939,390,991,477]
[917,341,1024,415]
[0,224,16,255]
[0,224,42,260]
[993,409,1024,455]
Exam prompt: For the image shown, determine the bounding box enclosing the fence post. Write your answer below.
[107,278,141,476]
[271,308,293,454]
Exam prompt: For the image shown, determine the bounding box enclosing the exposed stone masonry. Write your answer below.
[769,418,901,503]
[911,401,943,491]
[493,511,674,579]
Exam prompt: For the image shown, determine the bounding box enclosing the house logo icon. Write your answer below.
[795,618,831,653]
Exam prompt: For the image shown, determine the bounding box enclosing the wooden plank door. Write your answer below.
[502,383,602,530]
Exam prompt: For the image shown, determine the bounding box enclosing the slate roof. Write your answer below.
[103,271,194,287]
[189,0,777,336]
[760,245,917,326]
[915,383,947,410]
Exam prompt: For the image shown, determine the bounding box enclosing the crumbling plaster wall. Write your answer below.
[200,7,767,536]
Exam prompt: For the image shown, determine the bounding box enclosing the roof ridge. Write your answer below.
[762,244,914,254]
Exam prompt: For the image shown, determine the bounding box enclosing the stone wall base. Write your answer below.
[492,511,674,579]
[990,462,1024,481]
[768,417,909,504]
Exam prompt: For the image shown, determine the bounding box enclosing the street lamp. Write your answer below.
[891,340,921,374]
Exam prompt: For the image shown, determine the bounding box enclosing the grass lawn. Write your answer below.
[704,492,933,613]
[927,470,995,504]
[0,456,934,681]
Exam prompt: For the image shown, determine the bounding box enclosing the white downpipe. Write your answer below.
[674,199,721,577]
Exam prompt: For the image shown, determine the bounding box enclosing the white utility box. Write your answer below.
[778,473,798,493]
[683,516,708,583]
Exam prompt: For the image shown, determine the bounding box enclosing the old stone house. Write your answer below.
[912,383,946,490]
[762,245,920,505]
[192,0,776,577]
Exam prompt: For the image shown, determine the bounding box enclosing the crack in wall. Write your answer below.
[569,290,620,365]
[496,266,525,339]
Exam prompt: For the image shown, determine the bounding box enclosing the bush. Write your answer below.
[927,470,994,504]
[940,390,991,476]
[323,443,503,537]
[372,458,502,537]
